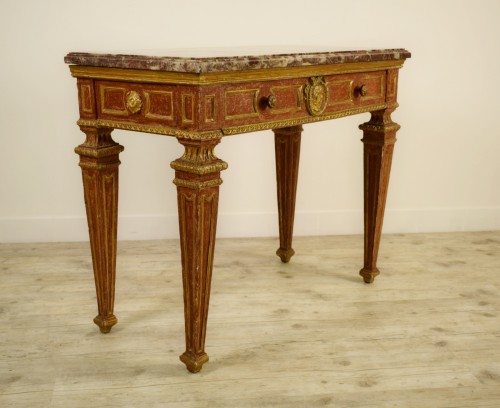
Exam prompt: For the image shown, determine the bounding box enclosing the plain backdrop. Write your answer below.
[1,0,499,242]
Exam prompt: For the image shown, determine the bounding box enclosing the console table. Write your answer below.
[64,48,411,372]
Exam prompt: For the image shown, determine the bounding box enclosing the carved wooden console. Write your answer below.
[65,48,411,372]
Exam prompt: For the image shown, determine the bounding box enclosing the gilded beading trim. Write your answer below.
[173,178,223,190]
[221,103,390,135]
[171,159,228,175]
[76,119,223,141]
[359,123,401,133]
[78,161,122,171]
[74,144,124,158]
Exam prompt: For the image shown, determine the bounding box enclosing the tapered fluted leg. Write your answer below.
[75,126,123,332]
[274,125,302,263]
[359,107,400,283]
[171,138,227,373]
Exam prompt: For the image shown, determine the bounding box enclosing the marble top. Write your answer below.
[64,47,411,74]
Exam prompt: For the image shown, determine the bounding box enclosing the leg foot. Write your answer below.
[180,352,209,373]
[359,267,380,284]
[93,314,118,333]
[276,247,295,263]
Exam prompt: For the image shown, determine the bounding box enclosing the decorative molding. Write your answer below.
[221,103,389,135]
[171,159,228,175]
[171,141,228,175]
[74,144,124,158]
[173,178,223,190]
[76,119,223,140]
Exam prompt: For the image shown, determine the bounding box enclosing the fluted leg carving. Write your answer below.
[171,138,227,373]
[75,126,123,332]
[359,107,400,283]
[274,125,302,263]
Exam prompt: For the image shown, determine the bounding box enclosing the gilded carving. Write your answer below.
[126,90,142,114]
[171,141,228,175]
[171,158,228,175]
[222,103,390,135]
[74,144,124,159]
[304,77,329,116]
[76,119,223,141]
[173,178,223,190]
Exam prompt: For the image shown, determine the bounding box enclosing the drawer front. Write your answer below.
[95,81,198,129]
[89,71,387,135]
[220,71,387,128]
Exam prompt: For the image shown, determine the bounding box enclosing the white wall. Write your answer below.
[1,0,499,242]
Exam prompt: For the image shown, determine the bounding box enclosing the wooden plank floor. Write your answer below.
[1,231,500,407]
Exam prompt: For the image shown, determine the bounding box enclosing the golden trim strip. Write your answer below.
[76,119,223,140]
[77,102,396,139]
[173,178,223,190]
[221,104,391,135]
[78,161,121,171]
[171,159,228,175]
[69,60,405,85]
[74,144,124,158]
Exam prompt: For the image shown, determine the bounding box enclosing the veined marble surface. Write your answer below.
[64,47,411,73]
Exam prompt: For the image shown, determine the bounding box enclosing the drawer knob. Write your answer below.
[267,95,277,108]
[126,91,143,114]
[358,85,368,97]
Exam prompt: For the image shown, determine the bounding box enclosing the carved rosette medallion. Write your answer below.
[304,76,329,116]
[126,91,142,114]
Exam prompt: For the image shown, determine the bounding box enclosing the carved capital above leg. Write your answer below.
[171,138,228,177]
